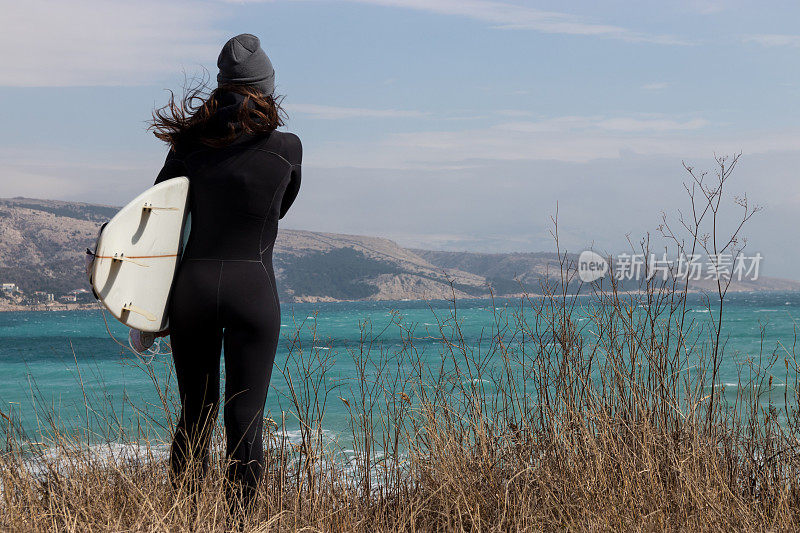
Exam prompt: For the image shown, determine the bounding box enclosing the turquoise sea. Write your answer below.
[1,293,799,448]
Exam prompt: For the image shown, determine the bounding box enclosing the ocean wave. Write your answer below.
[724,382,787,389]
[18,427,345,477]
[278,428,339,445]
[19,441,170,478]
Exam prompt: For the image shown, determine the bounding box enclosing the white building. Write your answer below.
[33,291,54,302]
[1,283,17,294]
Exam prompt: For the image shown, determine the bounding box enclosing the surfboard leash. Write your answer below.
[98,308,172,365]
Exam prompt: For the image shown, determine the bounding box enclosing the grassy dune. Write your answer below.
[3,155,799,531]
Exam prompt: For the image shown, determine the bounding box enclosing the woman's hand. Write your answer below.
[84,249,95,282]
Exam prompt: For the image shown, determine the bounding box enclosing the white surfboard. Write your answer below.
[91,177,190,332]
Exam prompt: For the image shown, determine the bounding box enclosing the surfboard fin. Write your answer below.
[143,202,179,212]
[122,304,157,322]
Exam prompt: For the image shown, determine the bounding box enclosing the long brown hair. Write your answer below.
[150,82,286,149]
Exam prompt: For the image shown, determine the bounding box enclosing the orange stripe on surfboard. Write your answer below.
[95,254,179,259]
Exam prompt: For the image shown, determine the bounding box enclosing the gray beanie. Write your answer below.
[217,34,275,95]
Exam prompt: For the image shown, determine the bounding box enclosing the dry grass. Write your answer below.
[3,155,800,532]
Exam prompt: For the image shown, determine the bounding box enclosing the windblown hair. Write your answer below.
[150,82,286,149]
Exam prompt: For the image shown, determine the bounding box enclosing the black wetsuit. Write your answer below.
[154,92,301,504]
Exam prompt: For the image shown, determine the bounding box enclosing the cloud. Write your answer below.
[285,103,428,119]
[641,82,670,90]
[0,0,222,86]
[229,0,691,45]
[355,0,693,44]
[0,146,163,203]
[299,114,800,170]
[682,0,728,14]
[498,116,709,133]
[594,117,708,132]
[498,109,534,118]
[1,0,691,88]
[743,34,800,48]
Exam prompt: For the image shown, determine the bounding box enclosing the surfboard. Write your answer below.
[90,177,190,332]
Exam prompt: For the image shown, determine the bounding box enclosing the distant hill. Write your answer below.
[414,249,800,294]
[0,198,115,297]
[0,197,798,303]
[0,197,489,302]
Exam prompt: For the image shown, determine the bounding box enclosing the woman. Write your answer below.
[150,34,301,508]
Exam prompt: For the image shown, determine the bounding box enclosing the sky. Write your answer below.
[1,0,800,278]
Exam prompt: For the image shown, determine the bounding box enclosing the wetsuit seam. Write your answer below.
[258,215,279,255]
[182,146,293,168]
[259,233,278,256]
[259,260,280,312]
[258,170,290,256]
[216,261,224,327]
[257,216,269,258]
[185,258,261,262]
[245,148,295,167]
